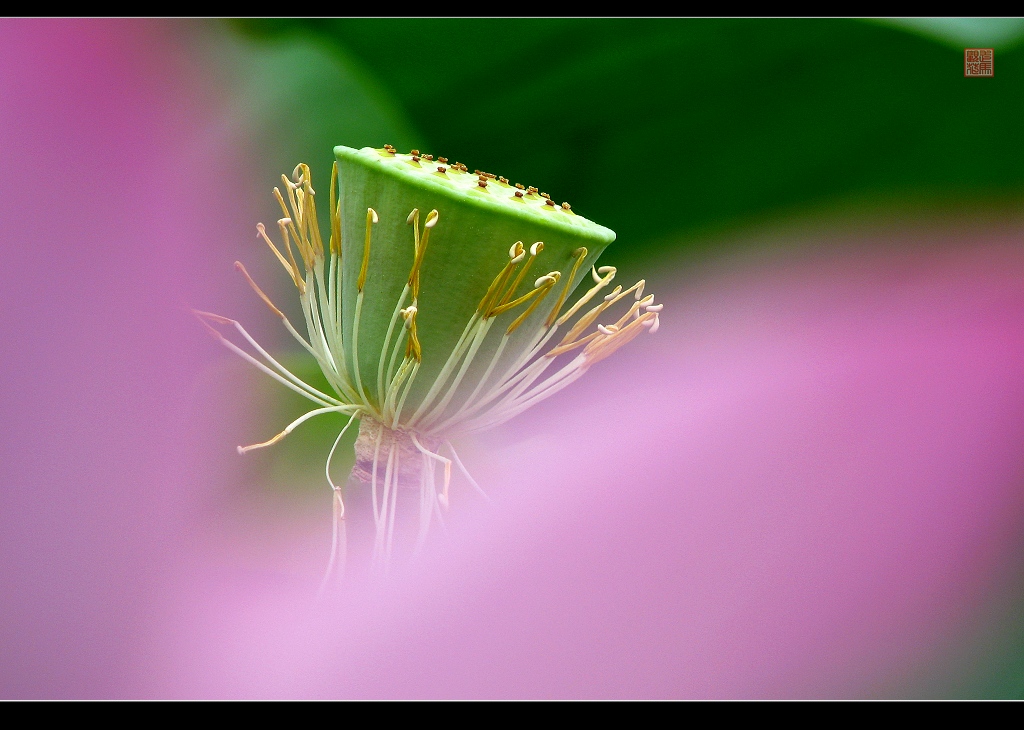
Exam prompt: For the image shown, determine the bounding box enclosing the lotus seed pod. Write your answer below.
[196,144,661,574]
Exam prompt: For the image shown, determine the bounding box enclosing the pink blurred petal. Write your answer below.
[0,19,247,698]
[150,235,1024,699]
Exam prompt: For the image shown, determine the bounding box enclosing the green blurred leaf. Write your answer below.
[236,19,1024,277]
[190,20,425,187]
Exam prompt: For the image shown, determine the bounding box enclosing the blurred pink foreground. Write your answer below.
[3,20,1024,699]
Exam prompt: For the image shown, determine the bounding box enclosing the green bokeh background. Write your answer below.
[195,18,1024,698]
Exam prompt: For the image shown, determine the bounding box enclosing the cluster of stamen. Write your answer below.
[195,156,659,577]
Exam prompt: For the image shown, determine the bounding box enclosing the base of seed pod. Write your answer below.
[351,419,437,486]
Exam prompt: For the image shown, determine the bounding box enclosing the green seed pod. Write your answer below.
[196,144,661,575]
[336,145,614,426]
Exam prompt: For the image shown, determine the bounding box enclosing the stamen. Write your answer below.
[477,250,519,316]
[412,434,452,510]
[234,261,284,319]
[275,183,308,265]
[386,447,400,565]
[506,273,559,334]
[489,280,546,317]
[237,404,356,454]
[277,218,306,291]
[194,309,340,406]
[581,312,656,366]
[405,306,422,361]
[378,280,412,409]
[557,267,616,326]
[255,222,302,291]
[496,241,542,308]
[409,210,438,300]
[444,440,490,501]
[320,410,360,592]
[329,161,341,256]
[357,208,378,292]
[545,247,588,326]
[390,359,421,426]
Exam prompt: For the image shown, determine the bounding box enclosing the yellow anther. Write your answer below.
[277,218,305,291]
[237,429,288,454]
[480,242,526,316]
[235,261,284,319]
[478,262,515,316]
[273,187,302,253]
[506,273,560,335]
[497,241,542,308]
[358,208,377,292]
[408,209,438,300]
[489,279,548,317]
[255,222,297,287]
[329,161,341,256]
[581,312,653,366]
[405,307,422,362]
[545,247,588,327]
[303,182,325,260]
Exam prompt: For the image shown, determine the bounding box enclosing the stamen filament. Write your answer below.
[194,310,340,407]
[237,403,357,455]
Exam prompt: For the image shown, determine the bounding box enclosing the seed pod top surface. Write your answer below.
[336,145,615,242]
